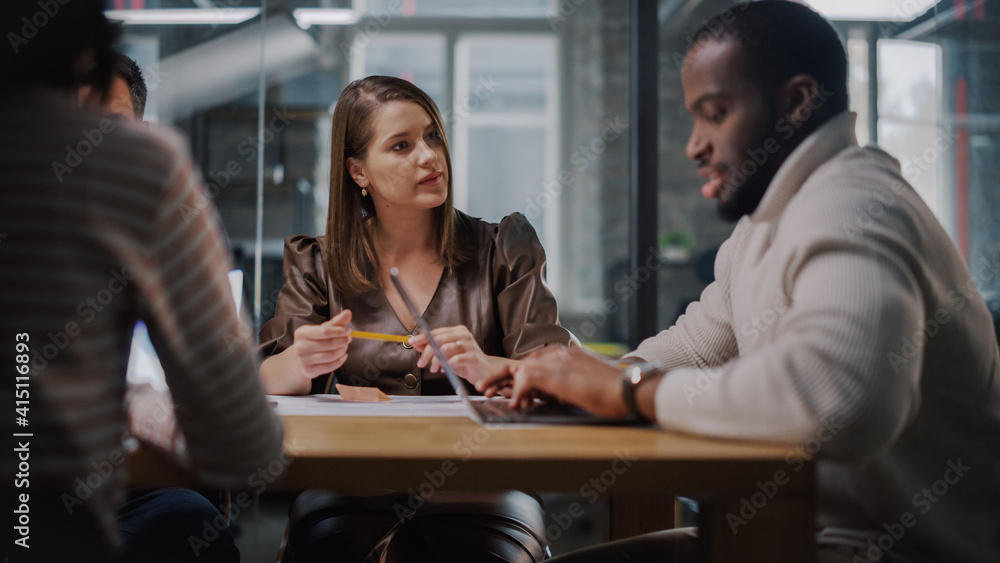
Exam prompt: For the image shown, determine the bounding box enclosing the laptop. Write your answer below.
[389,268,645,426]
[126,269,244,391]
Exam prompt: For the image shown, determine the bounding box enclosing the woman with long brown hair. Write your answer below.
[258,75,574,562]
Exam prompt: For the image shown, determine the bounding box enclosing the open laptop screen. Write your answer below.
[125,269,244,391]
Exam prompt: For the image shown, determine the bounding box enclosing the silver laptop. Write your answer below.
[389,268,644,426]
[127,269,244,390]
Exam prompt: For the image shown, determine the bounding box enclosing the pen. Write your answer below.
[349,330,411,343]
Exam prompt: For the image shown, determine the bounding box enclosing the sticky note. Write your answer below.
[335,384,392,402]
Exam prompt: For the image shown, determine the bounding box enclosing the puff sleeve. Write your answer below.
[258,235,335,358]
[491,213,576,358]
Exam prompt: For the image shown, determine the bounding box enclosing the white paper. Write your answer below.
[267,394,474,417]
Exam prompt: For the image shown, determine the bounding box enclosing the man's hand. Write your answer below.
[476,345,631,419]
[409,325,514,387]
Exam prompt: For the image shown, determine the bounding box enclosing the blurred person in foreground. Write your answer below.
[0,1,284,562]
[77,48,244,562]
[480,2,1000,562]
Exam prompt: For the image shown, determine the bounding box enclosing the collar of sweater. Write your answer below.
[750,111,859,224]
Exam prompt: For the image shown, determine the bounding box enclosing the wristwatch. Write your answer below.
[620,361,661,422]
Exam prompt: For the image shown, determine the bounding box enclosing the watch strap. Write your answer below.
[621,364,655,422]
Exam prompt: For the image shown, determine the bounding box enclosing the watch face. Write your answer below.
[629,367,643,385]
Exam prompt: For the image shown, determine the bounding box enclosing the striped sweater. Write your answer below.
[635,112,1000,561]
[0,89,284,555]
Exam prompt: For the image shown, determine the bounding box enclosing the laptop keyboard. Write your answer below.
[472,399,593,423]
[474,399,533,423]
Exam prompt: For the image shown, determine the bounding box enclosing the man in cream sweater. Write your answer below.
[479,2,1000,561]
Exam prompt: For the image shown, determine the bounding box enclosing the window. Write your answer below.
[878,40,943,217]
[352,29,564,302]
[453,35,560,289]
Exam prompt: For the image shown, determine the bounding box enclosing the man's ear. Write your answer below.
[346,157,367,187]
[783,74,822,127]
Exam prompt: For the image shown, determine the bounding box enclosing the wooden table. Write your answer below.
[130,414,815,562]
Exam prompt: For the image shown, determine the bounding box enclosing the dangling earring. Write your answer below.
[359,181,368,197]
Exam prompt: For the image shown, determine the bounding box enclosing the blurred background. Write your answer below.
[107,0,1000,557]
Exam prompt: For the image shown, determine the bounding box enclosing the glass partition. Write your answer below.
[110,0,635,555]
[112,0,634,348]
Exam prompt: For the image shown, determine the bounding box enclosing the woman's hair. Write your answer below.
[325,75,472,296]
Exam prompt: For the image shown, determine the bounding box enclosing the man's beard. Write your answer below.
[716,107,787,223]
[716,168,774,222]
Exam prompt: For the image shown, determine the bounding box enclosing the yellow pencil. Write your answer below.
[350,330,411,343]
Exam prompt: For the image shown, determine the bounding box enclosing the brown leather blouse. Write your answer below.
[258,212,573,395]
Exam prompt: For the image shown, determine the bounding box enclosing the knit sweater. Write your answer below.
[0,90,284,555]
[634,112,1000,561]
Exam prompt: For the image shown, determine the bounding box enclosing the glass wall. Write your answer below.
[110,1,635,556]
[112,0,633,348]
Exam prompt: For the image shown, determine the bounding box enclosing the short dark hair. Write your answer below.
[113,53,147,119]
[1,0,119,95]
[689,1,848,114]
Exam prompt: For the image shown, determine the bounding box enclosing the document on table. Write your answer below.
[268,394,473,417]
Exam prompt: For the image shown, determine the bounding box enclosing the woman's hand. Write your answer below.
[260,310,353,395]
[292,309,352,381]
[409,325,513,387]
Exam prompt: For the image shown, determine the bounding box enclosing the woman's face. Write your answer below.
[349,101,448,214]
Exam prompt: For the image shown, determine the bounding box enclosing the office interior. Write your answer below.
[107,0,1000,558]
